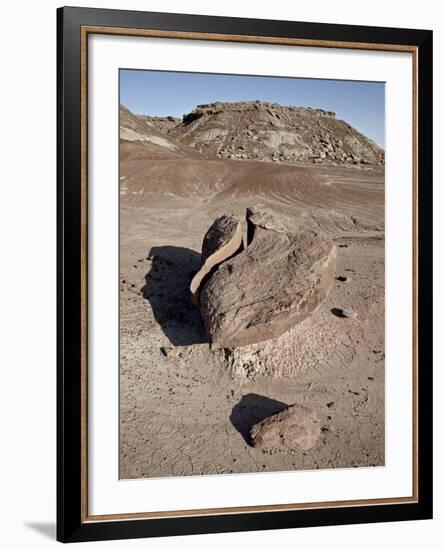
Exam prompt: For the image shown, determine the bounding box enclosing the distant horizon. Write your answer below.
[120,70,385,148]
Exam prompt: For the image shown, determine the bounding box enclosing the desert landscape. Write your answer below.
[119,97,385,479]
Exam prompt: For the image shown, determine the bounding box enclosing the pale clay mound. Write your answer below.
[119,109,385,479]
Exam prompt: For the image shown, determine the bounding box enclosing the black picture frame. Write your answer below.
[57,6,433,543]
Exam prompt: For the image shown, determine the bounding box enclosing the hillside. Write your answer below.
[139,114,181,133]
[166,101,384,166]
[121,102,384,166]
[119,105,197,160]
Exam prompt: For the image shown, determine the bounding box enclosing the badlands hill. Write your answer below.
[121,101,384,166]
[120,105,198,160]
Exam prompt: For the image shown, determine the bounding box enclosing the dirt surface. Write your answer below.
[119,154,385,479]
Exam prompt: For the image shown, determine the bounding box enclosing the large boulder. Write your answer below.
[199,207,337,349]
[250,404,321,451]
[190,214,243,304]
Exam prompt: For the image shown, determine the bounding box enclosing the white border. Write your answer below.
[88,34,413,516]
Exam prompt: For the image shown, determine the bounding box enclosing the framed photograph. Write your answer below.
[57,6,433,543]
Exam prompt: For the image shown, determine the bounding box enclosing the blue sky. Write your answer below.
[120,69,385,148]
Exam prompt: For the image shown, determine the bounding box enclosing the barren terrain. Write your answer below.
[119,103,385,479]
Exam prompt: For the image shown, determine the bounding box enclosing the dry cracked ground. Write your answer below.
[119,158,385,479]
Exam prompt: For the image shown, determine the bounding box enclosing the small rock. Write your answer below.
[250,404,321,451]
[336,275,351,283]
[331,307,357,318]
[341,308,357,318]
[161,347,178,358]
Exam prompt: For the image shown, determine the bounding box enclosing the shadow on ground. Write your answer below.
[230,393,288,446]
[141,245,207,346]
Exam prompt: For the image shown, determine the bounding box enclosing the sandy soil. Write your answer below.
[119,157,385,479]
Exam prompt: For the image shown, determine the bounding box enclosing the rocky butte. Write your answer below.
[121,100,385,166]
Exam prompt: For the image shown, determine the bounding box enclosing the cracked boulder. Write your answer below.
[199,207,337,349]
[250,404,321,451]
[190,213,243,304]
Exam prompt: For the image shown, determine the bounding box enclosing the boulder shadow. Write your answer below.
[141,245,207,346]
[229,393,288,446]
[331,307,351,318]
[331,308,344,317]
